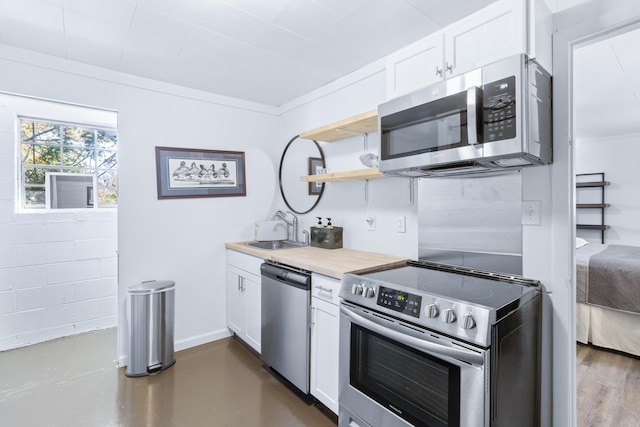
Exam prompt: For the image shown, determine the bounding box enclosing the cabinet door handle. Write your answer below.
[435,65,443,76]
[237,276,241,290]
[310,306,316,327]
[314,285,333,294]
[241,277,245,292]
[445,61,453,73]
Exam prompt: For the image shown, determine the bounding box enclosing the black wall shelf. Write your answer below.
[576,172,609,243]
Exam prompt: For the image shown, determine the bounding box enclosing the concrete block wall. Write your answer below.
[0,97,118,351]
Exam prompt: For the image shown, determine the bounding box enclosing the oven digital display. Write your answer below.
[377,286,422,318]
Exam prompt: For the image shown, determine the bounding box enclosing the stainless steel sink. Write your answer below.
[243,240,307,250]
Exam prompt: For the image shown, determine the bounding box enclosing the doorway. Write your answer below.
[552,2,640,425]
[570,13,640,427]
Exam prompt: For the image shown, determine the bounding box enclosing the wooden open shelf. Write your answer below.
[301,168,384,183]
[298,110,383,184]
[299,110,378,143]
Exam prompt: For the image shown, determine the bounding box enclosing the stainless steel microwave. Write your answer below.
[378,54,552,177]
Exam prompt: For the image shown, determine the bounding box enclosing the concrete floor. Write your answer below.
[0,329,337,427]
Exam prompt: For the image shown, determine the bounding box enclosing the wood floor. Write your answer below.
[576,343,640,427]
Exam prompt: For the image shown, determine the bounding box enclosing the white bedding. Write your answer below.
[576,302,640,357]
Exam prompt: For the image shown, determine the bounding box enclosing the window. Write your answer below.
[19,117,118,209]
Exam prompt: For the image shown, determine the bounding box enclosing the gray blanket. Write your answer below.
[576,243,640,314]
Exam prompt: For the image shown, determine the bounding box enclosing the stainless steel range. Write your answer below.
[339,260,541,427]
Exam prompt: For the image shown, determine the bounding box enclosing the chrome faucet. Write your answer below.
[272,210,305,245]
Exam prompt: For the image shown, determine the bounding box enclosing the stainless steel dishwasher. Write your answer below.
[260,261,311,396]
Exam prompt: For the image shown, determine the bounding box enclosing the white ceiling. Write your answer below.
[574,27,640,140]
[0,0,495,106]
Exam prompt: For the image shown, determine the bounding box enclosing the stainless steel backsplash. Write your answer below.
[418,171,523,274]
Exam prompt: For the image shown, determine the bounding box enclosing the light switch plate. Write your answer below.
[522,201,541,225]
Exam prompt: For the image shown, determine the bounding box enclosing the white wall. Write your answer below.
[277,62,418,260]
[0,44,281,361]
[0,94,118,350]
[575,133,640,245]
[117,89,278,359]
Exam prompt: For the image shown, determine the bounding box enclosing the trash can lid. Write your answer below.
[128,280,175,294]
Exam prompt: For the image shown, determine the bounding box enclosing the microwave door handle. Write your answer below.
[341,306,484,366]
[467,86,480,145]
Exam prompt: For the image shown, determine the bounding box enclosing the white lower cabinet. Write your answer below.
[226,250,262,353]
[310,273,341,415]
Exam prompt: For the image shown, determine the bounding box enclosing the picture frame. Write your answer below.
[155,146,246,199]
[308,157,324,195]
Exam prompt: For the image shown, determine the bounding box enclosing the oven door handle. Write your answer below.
[341,306,485,366]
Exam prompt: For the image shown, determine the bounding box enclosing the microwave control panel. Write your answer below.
[483,76,516,142]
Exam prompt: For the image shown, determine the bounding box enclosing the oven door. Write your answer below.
[339,303,489,427]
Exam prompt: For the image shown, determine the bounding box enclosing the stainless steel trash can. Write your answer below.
[126,280,176,377]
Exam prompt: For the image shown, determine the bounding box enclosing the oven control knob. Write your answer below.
[351,284,363,295]
[462,314,476,330]
[443,308,457,324]
[425,304,439,318]
[364,287,376,298]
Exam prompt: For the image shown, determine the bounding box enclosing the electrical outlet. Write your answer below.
[396,216,406,233]
[366,216,376,231]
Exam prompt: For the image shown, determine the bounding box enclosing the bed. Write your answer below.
[575,238,640,356]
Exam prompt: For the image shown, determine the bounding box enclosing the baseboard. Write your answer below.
[174,328,231,352]
[118,328,232,367]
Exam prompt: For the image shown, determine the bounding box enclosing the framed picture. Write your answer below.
[155,146,246,199]
[308,157,324,195]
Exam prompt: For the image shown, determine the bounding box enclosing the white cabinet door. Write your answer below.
[444,0,525,77]
[310,296,340,414]
[226,265,246,336]
[243,271,262,353]
[386,33,444,100]
[310,273,341,415]
[226,250,263,354]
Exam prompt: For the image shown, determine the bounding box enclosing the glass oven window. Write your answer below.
[350,324,461,427]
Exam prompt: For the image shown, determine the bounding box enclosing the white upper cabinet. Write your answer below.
[386,33,444,99]
[385,0,551,100]
[444,0,524,77]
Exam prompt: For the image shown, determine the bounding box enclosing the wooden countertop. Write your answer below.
[225,242,408,279]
